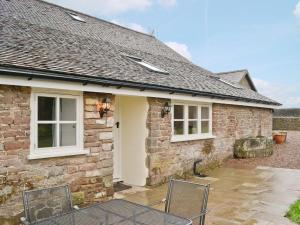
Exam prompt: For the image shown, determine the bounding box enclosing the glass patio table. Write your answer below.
[29,199,192,225]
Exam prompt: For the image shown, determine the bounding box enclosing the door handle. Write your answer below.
[115,122,120,128]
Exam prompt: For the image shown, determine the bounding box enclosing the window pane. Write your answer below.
[189,106,197,119]
[60,124,76,146]
[38,97,56,121]
[201,121,209,133]
[60,98,76,121]
[174,121,184,135]
[38,124,56,148]
[188,121,198,134]
[174,105,184,119]
[201,107,209,120]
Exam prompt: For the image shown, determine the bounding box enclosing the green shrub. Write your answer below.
[286,199,300,224]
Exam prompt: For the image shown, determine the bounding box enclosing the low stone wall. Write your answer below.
[146,98,273,185]
[273,117,300,131]
[0,85,114,223]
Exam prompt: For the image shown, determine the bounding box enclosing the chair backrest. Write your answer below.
[22,184,73,223]
[165,179,210,225]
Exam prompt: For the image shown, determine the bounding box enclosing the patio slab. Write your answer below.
[115,166,300,225]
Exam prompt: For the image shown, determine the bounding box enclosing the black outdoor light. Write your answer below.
[97,97,112,118]
[161,102,171,118]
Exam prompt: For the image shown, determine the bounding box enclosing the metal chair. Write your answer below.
[21,184,74,224]
[164,179,210,225]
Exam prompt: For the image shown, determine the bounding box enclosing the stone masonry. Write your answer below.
[0,85,114,224]
[146,98,273,185]
[0,85,273,224]
[273,117,300,131]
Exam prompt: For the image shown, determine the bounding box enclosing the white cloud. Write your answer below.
[157,0,176,7]
[165,41,192,60]
[253,78,300,107]
[294,1,300,20]
[47,0,152,15]
[111,20,148,33]
[127,23,148,33]
[47,0,177,16]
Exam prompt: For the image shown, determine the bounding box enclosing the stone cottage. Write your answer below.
[0,0,280,222]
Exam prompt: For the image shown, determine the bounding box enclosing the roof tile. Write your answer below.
[0,0,279,105]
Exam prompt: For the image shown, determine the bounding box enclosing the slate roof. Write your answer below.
[217,70,257,91]
[217,70,248,83]
[0,0,280,106]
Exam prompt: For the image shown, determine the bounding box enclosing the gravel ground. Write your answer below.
[225,131,300,169]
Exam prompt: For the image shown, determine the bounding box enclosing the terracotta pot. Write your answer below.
[273,134,286,144]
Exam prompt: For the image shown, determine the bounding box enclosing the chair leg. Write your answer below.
[199,215,205,225]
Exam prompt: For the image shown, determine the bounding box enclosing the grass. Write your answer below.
[286,199,300,224]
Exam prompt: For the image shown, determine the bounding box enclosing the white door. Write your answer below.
[113,96,122,182]
[118,96,148,186]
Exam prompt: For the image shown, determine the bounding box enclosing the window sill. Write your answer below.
[28,149,90,160]
[171,135,216,143]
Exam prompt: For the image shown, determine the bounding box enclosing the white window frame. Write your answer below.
[67,12,86,22]
[187,105,199,135]
[123,54,169,74]
[200,106,210,134]
[29,90,88,159]
[171,101,214,142]
[173,105,185,135]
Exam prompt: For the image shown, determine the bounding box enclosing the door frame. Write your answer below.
[113,96,122,182]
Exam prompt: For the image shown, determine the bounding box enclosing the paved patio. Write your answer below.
[115,166,300,225]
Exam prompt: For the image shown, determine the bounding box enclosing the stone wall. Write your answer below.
[0,86,114,223]
[273,117,300,131]
[0,85,31,224]
[146,98,273,185]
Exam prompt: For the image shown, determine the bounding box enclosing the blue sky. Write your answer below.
[48,0,300,107]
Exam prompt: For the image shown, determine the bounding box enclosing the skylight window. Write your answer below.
[67,12,85,22]
[218,78,242,89]
[124,55,169,74]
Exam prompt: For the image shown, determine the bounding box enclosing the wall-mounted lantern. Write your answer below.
[97,97,112,118]
[161,102,171,118]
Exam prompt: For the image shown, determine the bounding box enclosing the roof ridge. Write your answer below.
[40,0,155,38]
[151,37,191,63]
[216,69,248,75]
